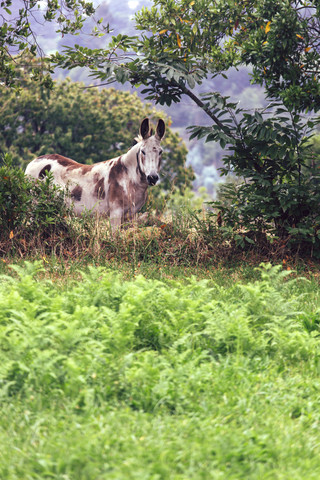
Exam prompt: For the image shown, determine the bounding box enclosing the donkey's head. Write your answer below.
[137,118,165,186]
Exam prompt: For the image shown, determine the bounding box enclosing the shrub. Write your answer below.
[0,154,71,251]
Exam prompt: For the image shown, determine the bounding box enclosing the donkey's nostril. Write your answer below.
[147,174,159,186]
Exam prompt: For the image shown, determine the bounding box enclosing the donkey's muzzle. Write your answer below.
[147,174,159,186]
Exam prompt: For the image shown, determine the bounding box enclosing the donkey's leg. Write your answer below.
[109,207,123,232]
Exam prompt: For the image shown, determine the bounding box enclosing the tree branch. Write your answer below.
[175,80,236,139]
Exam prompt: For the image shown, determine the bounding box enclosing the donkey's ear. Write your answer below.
[140,118,150,140]
[155,119,166,140]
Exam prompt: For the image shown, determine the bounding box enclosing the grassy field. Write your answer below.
[1,259,320,479]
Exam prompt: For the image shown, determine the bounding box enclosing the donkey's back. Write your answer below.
[25,153,111,215]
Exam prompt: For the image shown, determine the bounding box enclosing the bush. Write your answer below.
[210,178,320,256]
[0,154,71,251]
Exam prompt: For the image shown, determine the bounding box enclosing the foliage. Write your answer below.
[0,0,100,88]
[235,0,320,112]
[310,132,320,167]
[0,154,71,248]
[52,0,242,106]
[1,262,320,478]
[55,0,320,110]
[0,73,193,200]
[195,97,320,254]
[131,0,320,112]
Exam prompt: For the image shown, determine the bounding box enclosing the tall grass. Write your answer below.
[1,262,320,479]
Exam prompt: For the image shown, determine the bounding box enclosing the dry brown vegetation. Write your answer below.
[1,211,319,274]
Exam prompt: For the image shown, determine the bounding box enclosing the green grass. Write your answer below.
[0,251,264,286]
[1,261,320,479]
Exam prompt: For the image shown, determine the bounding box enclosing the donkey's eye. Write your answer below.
[141,150,146,155]
[159,150,163,155]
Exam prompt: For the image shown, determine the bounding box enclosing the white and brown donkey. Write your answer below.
[25,118,165,229]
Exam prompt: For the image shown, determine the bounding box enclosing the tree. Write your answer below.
[0,0,104,88]
[133,0,320,111]
[237,0,320,112]
[0,72,193,201]
[51,0,320,133]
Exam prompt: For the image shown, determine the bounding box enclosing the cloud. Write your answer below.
[128,1,140,9]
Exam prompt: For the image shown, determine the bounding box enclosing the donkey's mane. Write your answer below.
[134,128,154,144]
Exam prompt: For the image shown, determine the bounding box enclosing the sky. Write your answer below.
[127,1,141,8]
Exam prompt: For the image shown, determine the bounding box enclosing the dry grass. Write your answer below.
[1,209,320,277]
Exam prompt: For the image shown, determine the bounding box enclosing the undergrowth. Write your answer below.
[1,262,320,479]
[1,203,311,269]
[2,159,320,266]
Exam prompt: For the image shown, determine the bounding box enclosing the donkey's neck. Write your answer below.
[122,143,140,166]
[122,143,146,185]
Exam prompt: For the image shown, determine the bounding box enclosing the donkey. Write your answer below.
[25,118,165,229]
